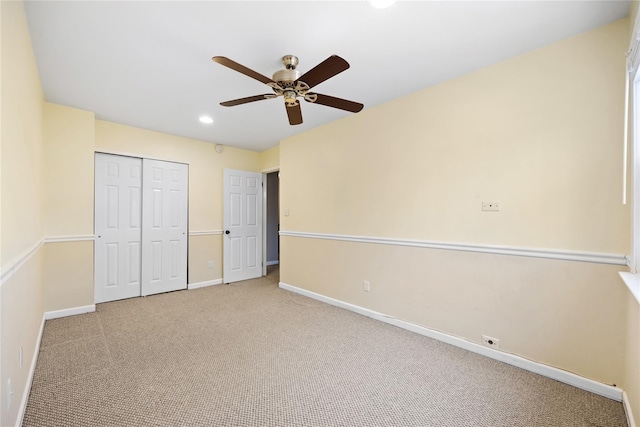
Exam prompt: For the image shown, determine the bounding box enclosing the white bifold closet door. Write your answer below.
[94,153,188,304]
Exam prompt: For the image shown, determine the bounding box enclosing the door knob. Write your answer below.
[225,230,230,235]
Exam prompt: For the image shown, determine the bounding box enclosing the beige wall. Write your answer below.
[1,2,44,263]
[282,238,627,384]
[41,103,95,311]
[41,104,96,312]
[43,241,93,312]
[1,1,45,426]
[260,145,280,172]
[188,235,222,284]
[282,20,628,253]
[44,103,95,236]
[280,18,632,391]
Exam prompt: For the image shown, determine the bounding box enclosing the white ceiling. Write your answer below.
[24,1,630,152]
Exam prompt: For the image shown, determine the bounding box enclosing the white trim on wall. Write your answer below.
[188,230,223,236]
[623,390,637,427]
[0,239,44,287]
[261,166,279,174]
[16,314,45,427]
[619,272,640,305]
[1,235,97,287]
[44,305,96,320]
[279,281,624,402]
[94,150,188,166]
[279,231,628,266]
[44,235,95,243]
[187,279,223,290]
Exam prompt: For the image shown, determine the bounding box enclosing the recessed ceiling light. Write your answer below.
[199,115,214,124]
[367,0,396,9]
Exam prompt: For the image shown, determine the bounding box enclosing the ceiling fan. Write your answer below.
[212,55,364,125]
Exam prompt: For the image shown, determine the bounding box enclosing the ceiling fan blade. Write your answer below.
[212,56,275,85]
[305,93,364,113]
[286,103,303,125]
[296,55,350,89]
[220,94,275,107]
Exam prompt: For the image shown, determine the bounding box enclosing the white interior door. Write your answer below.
[141,159,188,296]
[223,169,263,283]
[94,153,143,303]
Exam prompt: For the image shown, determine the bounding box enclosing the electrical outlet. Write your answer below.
[363,280,370,292]
[482,201,500,212]
[482,335,500,350]
[207,261,213,269]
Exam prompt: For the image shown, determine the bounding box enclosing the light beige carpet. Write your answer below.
[23,267,628,426]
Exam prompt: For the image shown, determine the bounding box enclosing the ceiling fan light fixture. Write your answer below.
[367,0,396,9]
[283,90,298,106]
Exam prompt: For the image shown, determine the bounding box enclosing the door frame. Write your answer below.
[262,167,279,276]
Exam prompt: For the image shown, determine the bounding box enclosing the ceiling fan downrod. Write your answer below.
[282,55,298,70]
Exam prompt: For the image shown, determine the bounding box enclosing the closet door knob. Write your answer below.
[225,230,230,235]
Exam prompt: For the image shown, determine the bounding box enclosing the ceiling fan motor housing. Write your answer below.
[272,54,300,83]
[272,68,299,83]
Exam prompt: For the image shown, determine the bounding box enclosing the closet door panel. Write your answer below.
[95,154,143,303]
[141,159,188,296]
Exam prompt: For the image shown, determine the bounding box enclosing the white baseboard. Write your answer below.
[44,304,96,320]
[188,279,223,290]
[279,282,623,402]
[16,304,100,425]
[16,314,45,427]
[266,260,279,266]
[624,391,638,427]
